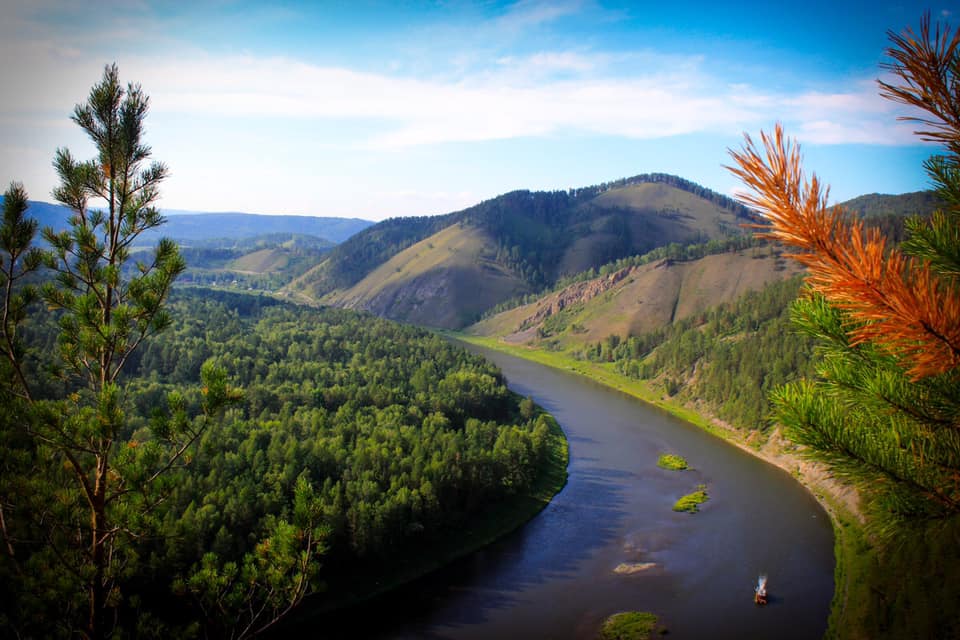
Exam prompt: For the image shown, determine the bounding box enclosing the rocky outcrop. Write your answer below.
[519,265,640,330]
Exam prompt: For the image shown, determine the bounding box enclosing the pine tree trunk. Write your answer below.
[88,458,108,639]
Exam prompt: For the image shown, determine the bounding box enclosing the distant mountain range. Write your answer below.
[0,199,373,245]
[148,211,373,245]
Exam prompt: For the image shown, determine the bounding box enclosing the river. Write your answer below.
[329,345,835,639]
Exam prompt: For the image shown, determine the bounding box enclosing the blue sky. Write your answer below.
[0,1,955,221]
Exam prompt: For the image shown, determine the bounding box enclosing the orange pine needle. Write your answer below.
[727,124,960,380]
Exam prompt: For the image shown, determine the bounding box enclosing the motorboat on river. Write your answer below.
[755,574,769,605]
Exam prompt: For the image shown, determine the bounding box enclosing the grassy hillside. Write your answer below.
[321,224,531,328]
[468,244,803,347]
[286,174,759,326]
[228,247,292,273]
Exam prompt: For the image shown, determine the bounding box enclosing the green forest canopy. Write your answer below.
[3,288,562,636]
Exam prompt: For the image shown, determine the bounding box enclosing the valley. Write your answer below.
[7,166,950,638]
[315,343,834,639]
[5,8,959,640]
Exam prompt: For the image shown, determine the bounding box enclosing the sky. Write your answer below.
[0,1,956,221]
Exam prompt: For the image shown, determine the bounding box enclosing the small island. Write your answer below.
[657,453,689,471]
[673,484,709,513]
[600,611,662,639]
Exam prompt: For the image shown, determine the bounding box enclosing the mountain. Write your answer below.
[315,223,532,328]
[467,188,942,347]
[285,174,759,328]
[0,198,373,245]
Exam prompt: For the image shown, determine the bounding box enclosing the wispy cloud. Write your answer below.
[1,0,919,151]
[0,0,934,217]
[2,40,919,152]
[495,0,585,32]
[107,52,910,149]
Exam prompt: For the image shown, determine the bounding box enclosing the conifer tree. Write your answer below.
[727,15,960,522]
[0,64,239,638]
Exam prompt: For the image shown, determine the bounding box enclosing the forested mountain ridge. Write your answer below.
[284,173,760,327]
[468,187,941,390]
[838,189,940,218]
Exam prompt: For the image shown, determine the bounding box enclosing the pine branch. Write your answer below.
[727,124,960,379]
[878,13,960,151]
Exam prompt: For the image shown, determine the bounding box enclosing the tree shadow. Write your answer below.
[315,463,629,639]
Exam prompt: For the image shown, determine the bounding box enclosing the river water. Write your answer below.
[329,345,835,639]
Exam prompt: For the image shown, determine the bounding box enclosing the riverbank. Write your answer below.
[280,405,569,632]
[453,332,867,639]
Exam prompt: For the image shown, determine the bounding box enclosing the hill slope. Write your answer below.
[319,224,531,328]
[150,233,334,292]
[286,174,758,327]
[838,190,940,218]
[467,245,803,347]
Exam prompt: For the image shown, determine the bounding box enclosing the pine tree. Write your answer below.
[0,64,239,638]
[727,15,960,523]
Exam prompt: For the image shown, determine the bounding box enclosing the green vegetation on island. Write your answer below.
[657,453,688,471]
[672,485,709,513]
[599,611,662,640]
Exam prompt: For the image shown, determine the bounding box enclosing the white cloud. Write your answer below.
[495,0,585,33]
[117,53,913,150]
[796,119,904,145]
[516,51,598,73]
[1,0,923,153]
[2,42,925,175]
[0,1,935,216]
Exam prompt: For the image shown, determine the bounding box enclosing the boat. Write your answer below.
[754,574,768,605]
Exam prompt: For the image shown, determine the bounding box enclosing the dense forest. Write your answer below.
[0,64,564,639]
[2,288,563,637]
[581,276,816,433]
